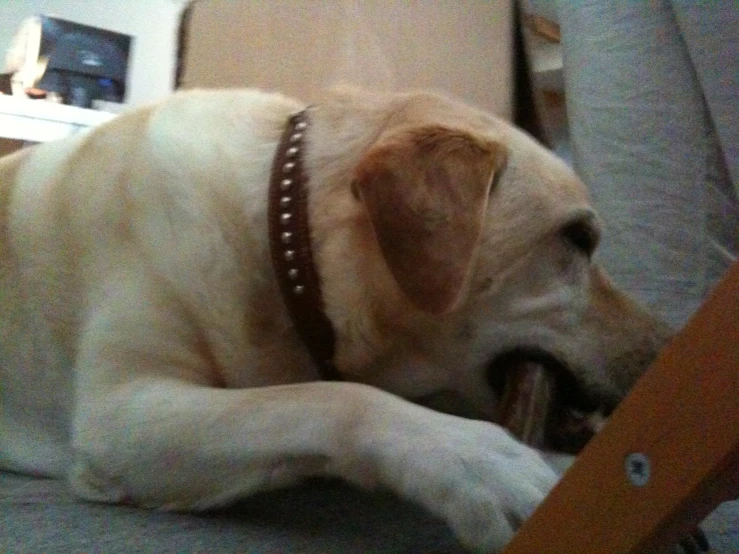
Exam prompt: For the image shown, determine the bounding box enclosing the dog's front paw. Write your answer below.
[354,403,558,552]
[436,428,557,552]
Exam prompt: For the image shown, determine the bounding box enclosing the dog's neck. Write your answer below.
[295,92,433,380]
[268,109,341,381]
[278,91,453,383]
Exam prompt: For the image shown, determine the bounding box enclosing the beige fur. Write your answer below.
[0,88,669,551]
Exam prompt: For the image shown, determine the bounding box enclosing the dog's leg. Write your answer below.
[70,287,558,552]
[72,378,557,551]
[71,377,402,509]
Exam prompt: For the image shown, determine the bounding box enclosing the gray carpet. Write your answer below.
[1,472,464,553]
[3,471,739,553]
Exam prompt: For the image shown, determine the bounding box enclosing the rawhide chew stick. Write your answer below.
[497,361,557,449]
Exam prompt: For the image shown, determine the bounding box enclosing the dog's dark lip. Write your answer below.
[486,347,603,414]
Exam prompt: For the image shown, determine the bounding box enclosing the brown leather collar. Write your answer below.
[268,109,340,381]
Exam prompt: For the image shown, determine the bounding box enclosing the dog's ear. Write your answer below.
[354,126,507,314]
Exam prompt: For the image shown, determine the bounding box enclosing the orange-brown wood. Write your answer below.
[503,261,739,554]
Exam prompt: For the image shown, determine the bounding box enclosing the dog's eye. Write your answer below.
[561,218,599,257]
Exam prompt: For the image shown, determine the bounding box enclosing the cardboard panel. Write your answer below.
[180,0,513,117]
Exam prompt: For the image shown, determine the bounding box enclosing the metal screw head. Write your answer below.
[625,452,650,487]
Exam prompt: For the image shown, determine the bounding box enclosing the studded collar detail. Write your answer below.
[267,110,340,381]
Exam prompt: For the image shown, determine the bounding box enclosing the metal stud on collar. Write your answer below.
[268,109,340,381]
[279,113,306,294]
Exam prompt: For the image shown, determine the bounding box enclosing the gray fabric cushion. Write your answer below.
[670,1,739,191]
[1,472,464,553]
[4,471,739,552]
[557,0,739,328]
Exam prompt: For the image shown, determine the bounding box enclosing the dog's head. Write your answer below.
[311,89,671,443]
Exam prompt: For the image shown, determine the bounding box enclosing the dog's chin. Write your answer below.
[486,347,616,453]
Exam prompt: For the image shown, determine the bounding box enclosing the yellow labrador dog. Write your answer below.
[0,88,668,551]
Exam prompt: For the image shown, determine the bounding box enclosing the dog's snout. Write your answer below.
[605,318,675,398]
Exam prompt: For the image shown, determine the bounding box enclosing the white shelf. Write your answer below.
[0,95,117,143]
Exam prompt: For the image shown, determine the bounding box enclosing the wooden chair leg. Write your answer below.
[502,261,739,554]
